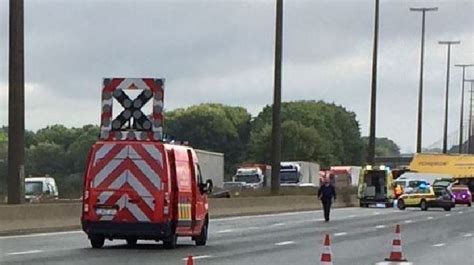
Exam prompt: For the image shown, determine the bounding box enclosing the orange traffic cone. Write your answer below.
[320,234,333,265]
[186,255,194,265]
[385,224,407,262]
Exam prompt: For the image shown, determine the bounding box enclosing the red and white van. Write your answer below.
[81,141,213,249]
[81,78,213,248]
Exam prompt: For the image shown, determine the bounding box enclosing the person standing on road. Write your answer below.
[318,178,337,222]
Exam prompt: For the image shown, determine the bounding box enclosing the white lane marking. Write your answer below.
[427,216,434,220]
[334,232,348,237]
[458,211,464,214]
[0,231,82,240]
[6,250,43,256]
[182,255,212,261]
[211,207,362,222]
[375,225,386,229]
[464,233,473,238]
[315,218,325,222]
[275,241,295,246]
[445,214,451,217]
[348,215,357,218]
[373,212,381,215]
[272,222,285,227]
[247,226,260,230]
[217,229,233,234]
[404,220,413,224]
[432,243,446,247]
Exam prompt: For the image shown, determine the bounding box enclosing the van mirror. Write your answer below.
[201,179,213,194]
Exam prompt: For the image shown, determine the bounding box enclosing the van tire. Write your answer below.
[444,206,452,212]
[126,238,137,247]
[195,222,208,246]
[163,234,178,249]
[468,202,472,207]
[420,200,428,211]
[397,200,406,210]
[90,235,105,249]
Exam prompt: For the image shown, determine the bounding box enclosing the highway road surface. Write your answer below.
[0,206,472,265]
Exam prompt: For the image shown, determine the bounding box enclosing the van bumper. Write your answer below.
[359,197,393,206]
[82,221,173,240]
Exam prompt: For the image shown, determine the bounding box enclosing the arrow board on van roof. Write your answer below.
[100,78,165,141]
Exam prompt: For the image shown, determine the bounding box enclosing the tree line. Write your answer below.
[0,101,401,197]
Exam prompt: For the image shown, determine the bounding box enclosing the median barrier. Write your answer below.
[0,195,358,235]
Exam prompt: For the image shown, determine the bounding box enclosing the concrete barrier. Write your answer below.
[0,195,358,235]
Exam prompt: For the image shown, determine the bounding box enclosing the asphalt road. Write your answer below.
[0,206,472,265]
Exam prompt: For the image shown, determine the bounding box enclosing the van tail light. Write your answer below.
[84,204,89,213]
[164,206,169,215]
[165,192,170,204]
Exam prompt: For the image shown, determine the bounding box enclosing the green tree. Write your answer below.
[250,120,333,166]
[362,137,401,157]
[35,125,80,150]
[251,101,364,167]
[67,125,99,173]
[165,104,251,173]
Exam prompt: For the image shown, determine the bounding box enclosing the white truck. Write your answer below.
[25,176,59,202]
[232,167,265,189]
[280,161,320,187]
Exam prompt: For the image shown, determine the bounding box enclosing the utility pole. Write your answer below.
[455,64,474,153]
[8,0,25,204]
[439,41,460,154]
[467,80,474,154]
[367,0,379,165]
[271,0,283,195]
[409,7,438,154]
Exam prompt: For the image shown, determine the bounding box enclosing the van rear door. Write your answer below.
[87,142,164,223]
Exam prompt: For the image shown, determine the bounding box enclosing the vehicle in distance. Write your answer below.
[358,165,394,208]
[397,179,455,211]
[451,185,472,207]
[25,176,59,203]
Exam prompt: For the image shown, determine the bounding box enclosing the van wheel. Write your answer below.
[126,238,137,247]
[468,202,472,207]
[163,234,178,249]
[90,235,105,249]
[398,200,406,210]
[420,200,428,211]
[444,206,452,212]
[195,222,208,246]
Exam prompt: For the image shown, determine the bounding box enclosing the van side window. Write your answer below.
[195,164,203,185]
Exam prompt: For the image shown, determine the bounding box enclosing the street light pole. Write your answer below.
[8,0,25,204]
[409,7,438,154]
[466,80,474,154]
[439,41,461,154]
[271,0,283,195]
[455,64,474,153]
[367,0,380,165]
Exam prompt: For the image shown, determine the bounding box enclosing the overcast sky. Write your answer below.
[0,0,473,153]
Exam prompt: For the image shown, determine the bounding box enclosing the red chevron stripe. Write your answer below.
[143,79,163,93]
[96,159,132,190]
[131,144,164,175]
[114,207,138,223]
[128,160,160,194]
[91,144,127,174]
[103,78,124,93]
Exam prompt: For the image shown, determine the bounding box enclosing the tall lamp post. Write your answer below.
[409,7,438,154]
[438,41,461,154]
[466,79,474,154]
[367,0,380,165]
[271,0,283,195]
[454,64,474,153]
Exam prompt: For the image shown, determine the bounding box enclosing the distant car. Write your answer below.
[451,185,472,207]
[397,179,455,211]
[25,177,59,203]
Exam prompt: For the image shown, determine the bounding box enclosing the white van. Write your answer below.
[25,177,59,202]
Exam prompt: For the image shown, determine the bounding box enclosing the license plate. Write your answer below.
[376,203,386,208]
[96,208,117,216]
